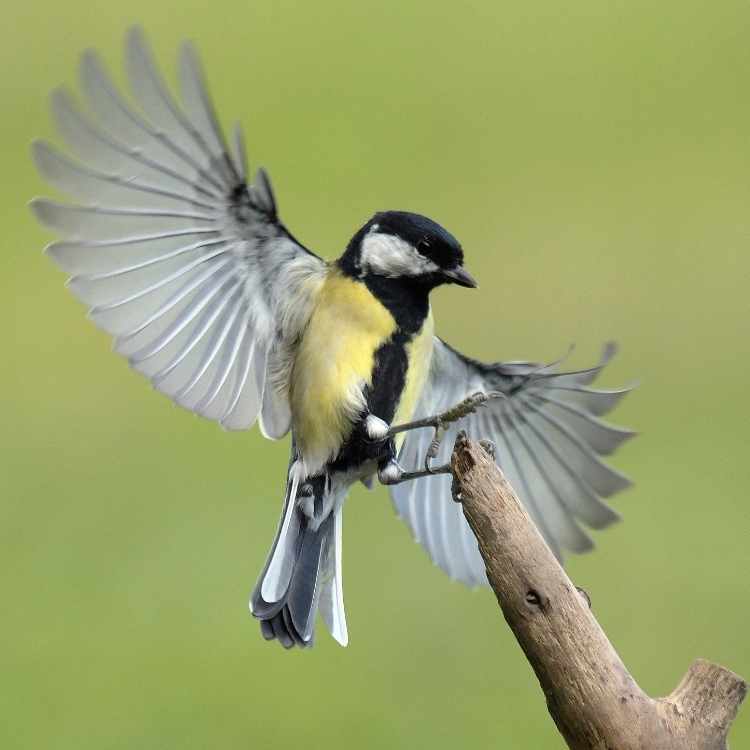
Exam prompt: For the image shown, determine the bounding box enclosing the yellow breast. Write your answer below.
[392,311,435,451]
[291,270,397,473]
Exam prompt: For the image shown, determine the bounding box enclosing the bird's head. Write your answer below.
[340,210,476,290]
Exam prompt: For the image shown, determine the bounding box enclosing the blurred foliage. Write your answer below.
[3,1,749,748]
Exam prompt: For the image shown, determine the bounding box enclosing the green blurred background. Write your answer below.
[3,1,749,747]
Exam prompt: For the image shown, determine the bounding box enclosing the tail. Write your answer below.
[250,464,348,649]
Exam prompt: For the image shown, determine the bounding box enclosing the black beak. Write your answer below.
[443,265,478,288]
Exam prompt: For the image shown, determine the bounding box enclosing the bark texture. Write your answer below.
[450,432,746,750]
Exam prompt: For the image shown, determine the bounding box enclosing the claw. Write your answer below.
[576,586,592,609]
[424,424,446,472]
[479,439,496,459]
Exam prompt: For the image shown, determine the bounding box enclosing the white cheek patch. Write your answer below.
[360,231,439,278]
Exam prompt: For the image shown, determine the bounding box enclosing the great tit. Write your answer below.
[31,28,634,649]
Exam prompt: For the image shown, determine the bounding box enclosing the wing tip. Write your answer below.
[31,140,73,189]
[29,196,58,228]
[600,472,634,498]
[43,240,65,266]
[601,340,619,363]
[48,84,75,116]
[573,535,596,555]
[30,138,49,165]
[79,46,99,70]
[178,37,200,65]
[220,420,244,432]
[593,508,623,530]
[125,24,146,49]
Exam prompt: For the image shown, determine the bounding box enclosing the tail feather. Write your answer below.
[319,508,348,646]
[287,517,330,641]
[251,465,348,649]
[260,465,303,604]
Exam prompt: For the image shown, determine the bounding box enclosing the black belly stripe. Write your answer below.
[330,331,412,472]
[365,331,410,424]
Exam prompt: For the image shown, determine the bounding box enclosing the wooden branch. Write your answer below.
[450,432,746,750]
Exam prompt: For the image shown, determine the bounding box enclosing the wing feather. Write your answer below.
[524,391,635,455]
[177,41,238,184]
[124,29,226,191]
[223,337,267,431]
[31,199,214,241]
[508,399,619,529]
[50,87,215,199]
[504,399,593,553]
[545,384,631,416]
[389,339,634,584]
[32,28,325,434]
[46,232,221,276]
[79,49,210,186]
[32,141,212,212]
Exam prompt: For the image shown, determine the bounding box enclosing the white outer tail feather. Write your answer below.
[260,463,302,602]
[319,507,348,646]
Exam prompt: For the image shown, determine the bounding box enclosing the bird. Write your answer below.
[30,28,635,650]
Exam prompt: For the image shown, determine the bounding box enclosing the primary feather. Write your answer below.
[390,340,635,583]
[31,27,325,433]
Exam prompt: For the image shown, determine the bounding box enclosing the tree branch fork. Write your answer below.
[450,432,746,750]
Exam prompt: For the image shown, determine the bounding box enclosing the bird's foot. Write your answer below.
[576,586,592,609]
[478,438,496,459]
[377,457,452,486]
[378,392,504,486]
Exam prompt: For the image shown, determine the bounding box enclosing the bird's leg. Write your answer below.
[387,391,501,439]
[378,391,504,486]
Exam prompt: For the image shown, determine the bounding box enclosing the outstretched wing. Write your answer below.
[389,339,635,586]
[31,28,325,434]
